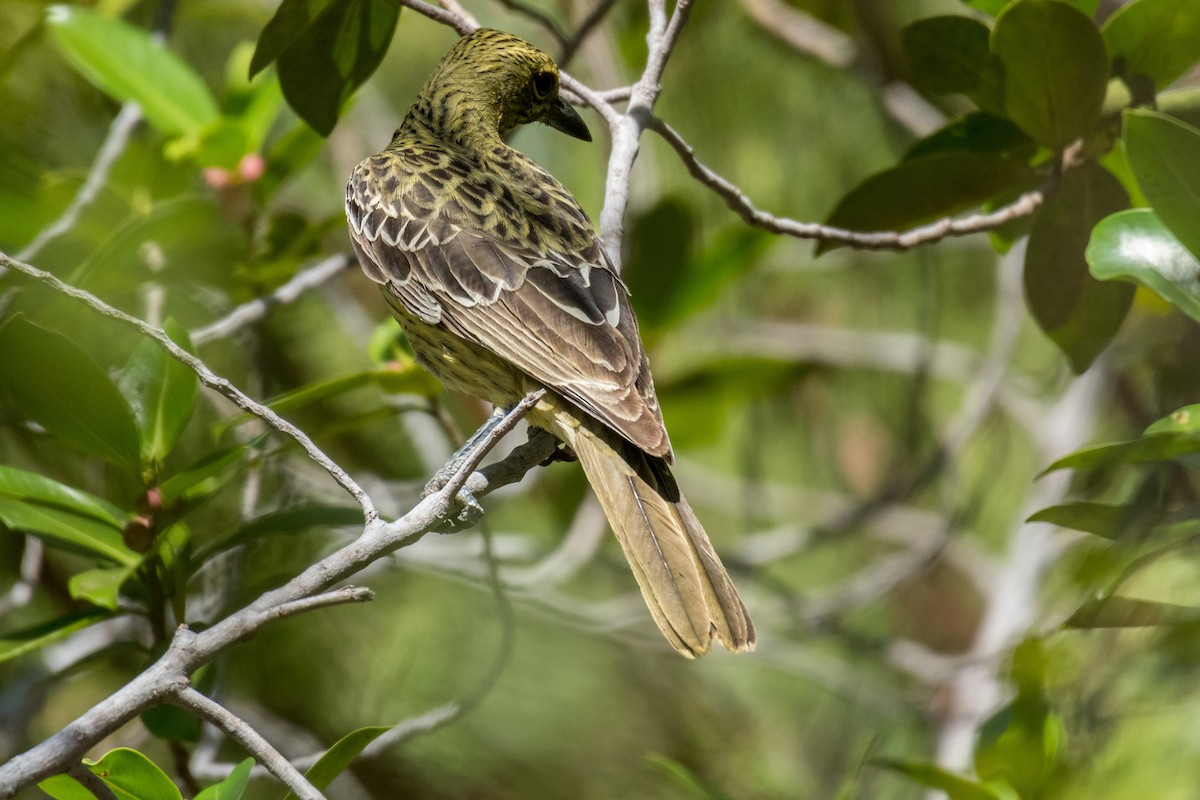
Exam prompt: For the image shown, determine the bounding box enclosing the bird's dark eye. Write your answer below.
[531,70,556,99]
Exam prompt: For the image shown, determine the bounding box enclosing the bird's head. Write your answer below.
[417,28,592,144]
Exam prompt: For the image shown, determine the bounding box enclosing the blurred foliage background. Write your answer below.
[3,0,1200,798]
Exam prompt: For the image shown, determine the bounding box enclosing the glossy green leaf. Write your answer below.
[876,760,1003,800]
[69,565,137,610]
[818,152,1035,255]
[84,748,183,800]
[0,608,111,664]
[1103,0,1200,92]
[1145,404,1200,436]
[45,6,218,136]
[1024,162,1131,372]
[1087,208,1200,322]
[160,446,248,503]
[992,0,1109,148]
[904,112,1035,162]
[282,725,391,800]
[118,320,198,465]
[1027,501,1135,539]
[1065,596,1200,628]
[0,465,125,527]
[262,0,401,135]
[38,773,95,800]
[250,0,331,76]
[902,16,1002,112]
[0,315,141,469]
[1042,435,1200,474]
[0,496,136,565]
[1123,110,1200,260]
[193,758,253,800]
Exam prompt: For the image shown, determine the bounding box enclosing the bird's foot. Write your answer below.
[435,484,485,533]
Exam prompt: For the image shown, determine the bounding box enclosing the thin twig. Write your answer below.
[191,254,354,345]
[270,586,375,619]
[493,0,567,43]
[558,0,619,67]
[647,116,1047,250]
[13,103,142,265]
[597,0,694,263]
[395,0,476,34]
[0,252,375,521]
[441,389,546,501]
[434,0,478,28]
[170,687,325,800]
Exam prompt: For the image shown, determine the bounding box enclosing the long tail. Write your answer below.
[531,402,755,657]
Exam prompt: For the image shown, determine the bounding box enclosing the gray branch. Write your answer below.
[169,688,325,800]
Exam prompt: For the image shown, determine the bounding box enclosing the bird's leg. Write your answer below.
[424,406,508,531]
[425,405,507,493]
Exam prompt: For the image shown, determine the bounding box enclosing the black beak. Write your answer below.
[545,96,592,142]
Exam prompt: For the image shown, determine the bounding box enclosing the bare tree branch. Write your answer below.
[191,254,354,345]
[597,0,694,264]
[647,116,1047,250]
[0,251,376,521]
[170,687,325,800]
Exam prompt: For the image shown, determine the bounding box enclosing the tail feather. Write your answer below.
[535,403,755,657]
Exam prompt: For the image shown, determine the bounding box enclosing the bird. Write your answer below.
[345,28,754,657]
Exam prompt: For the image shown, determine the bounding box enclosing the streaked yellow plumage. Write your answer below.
[346,28,753,656]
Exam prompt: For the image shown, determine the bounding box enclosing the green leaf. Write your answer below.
[0,496,136,565]
[263,0,401,135]
[160,446,248,503]
[1103,0,1200,92]
[0,315,141,470]
[84,748,184,800]
[1042,435,1200,474]
[1027,501,1136,539]
[0,608,112,664]
[282,726,391,800]
[0,465,125,527]
[1023,162,1132,372]
[69,565,137,609]
[118,320,198,465]
[876,760,1003,800]
[818,152,1035,255]
[992,0,1109,148]
[194,758,253,800]
[1087,208,1200,323]
[904,112,1035,162]
[38,774,95,800]
[1065,596,1200,628]
[1145,404,1200,436]
[45,6,218,136]
[1123,110,1200,260]
[902,16,1002,112]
